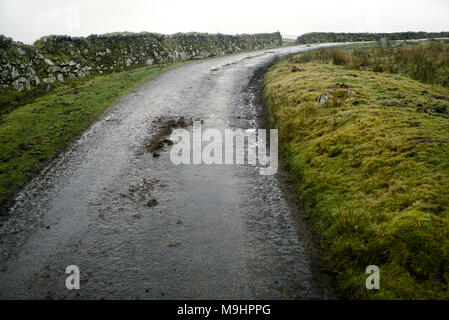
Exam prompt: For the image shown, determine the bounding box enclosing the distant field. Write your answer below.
[295,41,449,86]
[264,41,449,299]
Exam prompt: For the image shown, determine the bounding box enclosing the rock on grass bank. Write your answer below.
[264,55,449,299]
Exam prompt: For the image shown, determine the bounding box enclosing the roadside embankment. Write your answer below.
[264,44,449,299]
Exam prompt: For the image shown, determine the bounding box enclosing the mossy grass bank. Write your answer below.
[264,42,449,299]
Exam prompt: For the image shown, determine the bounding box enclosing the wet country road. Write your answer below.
[0,44,339,299]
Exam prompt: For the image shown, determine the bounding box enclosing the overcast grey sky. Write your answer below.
[1,0,449,44]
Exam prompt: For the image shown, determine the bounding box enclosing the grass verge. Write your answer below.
[264,53,449,299]
[0,62,183,214]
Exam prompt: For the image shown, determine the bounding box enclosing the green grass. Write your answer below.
[0,62,183,214]
[264,54,449,299]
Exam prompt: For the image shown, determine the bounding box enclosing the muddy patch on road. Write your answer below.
[121,177,164,208]
[143,117,194,157]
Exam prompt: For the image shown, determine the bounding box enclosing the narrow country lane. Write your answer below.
[0,44,339,299]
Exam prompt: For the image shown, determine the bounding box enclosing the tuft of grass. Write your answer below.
[0,62,183,214]
[264,56,449,299]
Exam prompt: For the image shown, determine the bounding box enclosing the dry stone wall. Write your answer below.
[0,32,282,92]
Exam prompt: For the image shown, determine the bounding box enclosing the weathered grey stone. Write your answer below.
[11,67,20,79]
[12,80,24,92]
[199,51,211,58]
[180,53,190,61]
[126,58,132,67]
[32,75,40,85]
[43,75,56,84]
[48,65,61,73]
[57,74,64,82]
[17,47,26,55]
[317,92,330,105]
[44,58,55,66]
[12,77,30,92]
[145,58,154,65]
